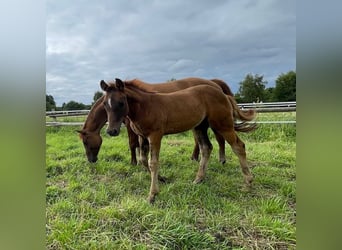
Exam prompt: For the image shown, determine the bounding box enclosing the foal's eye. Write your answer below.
[118,101,124,107]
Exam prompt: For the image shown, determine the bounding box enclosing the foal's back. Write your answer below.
[144,84,233,134]
[166,84,231,113]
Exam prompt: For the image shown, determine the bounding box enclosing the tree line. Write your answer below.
[46,71,295,111]
[235,70,296,103]
[46,92,103,111]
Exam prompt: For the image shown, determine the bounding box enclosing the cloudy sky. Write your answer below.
[46,0,295,106]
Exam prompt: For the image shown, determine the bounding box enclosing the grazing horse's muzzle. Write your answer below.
[107,128,120,136]
[88,155,98,163]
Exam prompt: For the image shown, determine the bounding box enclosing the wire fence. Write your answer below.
[46,101,296,126]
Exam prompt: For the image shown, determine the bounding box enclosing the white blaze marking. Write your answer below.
[108,98,112,108]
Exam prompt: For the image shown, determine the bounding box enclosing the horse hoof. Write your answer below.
[147,195,156,204]
[245,175,254,185]
[158,175,168,183]
[191,156,199,162]
[220,159,226,165]
[193,178,204,184]
[242,185,252,192]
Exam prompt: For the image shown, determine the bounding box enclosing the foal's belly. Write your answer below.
[163,113,205,134]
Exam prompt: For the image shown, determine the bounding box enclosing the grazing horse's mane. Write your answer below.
[106,78,156,93]
[90,94,105,111]
[81,94,105,131]
[123,79,157,93]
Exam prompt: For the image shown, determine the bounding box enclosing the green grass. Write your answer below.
[46,113,296,249]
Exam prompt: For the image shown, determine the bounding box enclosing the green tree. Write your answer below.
[273,71,296,101]
[93,91,103,104]
[234,93,243,103]
[46,94,56,111]
[237,74,267,102]
[62,101,87,110]
[263,87,275,102]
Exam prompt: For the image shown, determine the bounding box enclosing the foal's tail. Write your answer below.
[226,95,258,132]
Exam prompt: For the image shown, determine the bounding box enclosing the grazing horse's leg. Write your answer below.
[221,129,253,187]
[192,130,226,164]
[191,133,200,162]
[139,136,149,170]
[212,129,226,164]
[147,134,162,203]
[126,120,139,166]
[193,122,213,184]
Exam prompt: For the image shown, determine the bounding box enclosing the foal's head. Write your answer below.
[100,78,129,136]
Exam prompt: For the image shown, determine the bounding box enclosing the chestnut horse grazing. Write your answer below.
[100,78,257,203]
[78,78,251,164]
[77,95,139,164]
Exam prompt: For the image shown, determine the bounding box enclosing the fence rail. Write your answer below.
[46,101,296,126]
[46,110,90,118]
[238,101,296,111]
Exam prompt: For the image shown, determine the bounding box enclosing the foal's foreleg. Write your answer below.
[193,128,213,184]
[147,135,162,203]
[139,136,167,183]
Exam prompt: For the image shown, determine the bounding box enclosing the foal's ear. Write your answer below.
[115,78,125,91]
[100,80,108,91]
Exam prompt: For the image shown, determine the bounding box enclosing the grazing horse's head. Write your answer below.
[77,130,102,163]
[100,78,129,137]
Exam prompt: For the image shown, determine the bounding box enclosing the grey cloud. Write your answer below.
[47,0,295,105]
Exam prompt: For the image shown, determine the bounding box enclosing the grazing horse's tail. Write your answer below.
[226,95,258,132]
[210,79,234,96]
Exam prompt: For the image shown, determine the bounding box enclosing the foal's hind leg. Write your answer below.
[193,124,213,184]
[221,130,253,187]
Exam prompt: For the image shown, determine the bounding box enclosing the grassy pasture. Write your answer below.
[46,112,296,249]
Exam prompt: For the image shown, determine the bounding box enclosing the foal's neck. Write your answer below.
[125,86,151,121]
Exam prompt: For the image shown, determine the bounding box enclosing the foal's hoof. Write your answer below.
[193,177,204,184]
[242,185,252,192]
[245,175,254,186]
[219,159,226,165]
[147,194,156,204]
[243,175,254,190]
